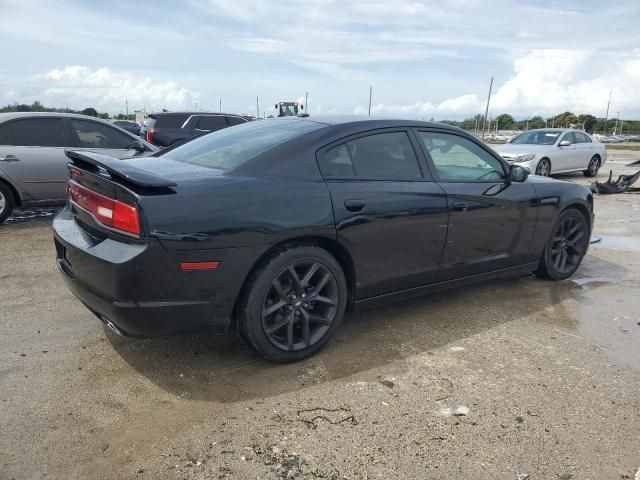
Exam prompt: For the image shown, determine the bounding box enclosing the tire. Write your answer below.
[535,208,589,281]
[0,181,15,224]
[535,158,551,177]
[237,245,348,362]
[583,155,600,177]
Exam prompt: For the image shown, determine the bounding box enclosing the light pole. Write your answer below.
[481,76,493,140]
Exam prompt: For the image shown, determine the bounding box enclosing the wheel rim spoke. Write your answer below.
[550,216,586,274]
[267,310,294,334]
[301,263,319,288]
[287,266,304,293]
[262,299,287,317]
[311,295,337,306]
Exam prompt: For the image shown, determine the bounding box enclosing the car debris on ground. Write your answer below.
[590,170,640,194]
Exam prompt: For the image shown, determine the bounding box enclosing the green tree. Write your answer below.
[496,113,515,129]
[80,107,98,117]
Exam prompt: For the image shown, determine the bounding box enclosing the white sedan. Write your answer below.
[493,128,606,177]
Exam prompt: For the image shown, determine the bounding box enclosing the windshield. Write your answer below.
[159,120,323,171]
[510,130,561,145]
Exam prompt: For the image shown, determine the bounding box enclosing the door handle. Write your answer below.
[344,199,366,212]
[452,201,472,212]
[0,155,20,162]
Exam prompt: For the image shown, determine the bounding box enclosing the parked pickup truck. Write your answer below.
[144,112,253,147]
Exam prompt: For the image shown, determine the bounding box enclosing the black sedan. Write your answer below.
[53,118,594,362]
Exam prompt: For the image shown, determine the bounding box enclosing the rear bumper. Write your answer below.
[53,206,259,336]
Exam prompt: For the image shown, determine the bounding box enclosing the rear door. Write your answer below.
[415,129,537,280]
[317,129,448,299]
[67,118,147,159]
[0,117,73,201]
[193,115,228,136]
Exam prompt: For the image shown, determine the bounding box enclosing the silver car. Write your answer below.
[0,112,157,223]
[493,128,606,177]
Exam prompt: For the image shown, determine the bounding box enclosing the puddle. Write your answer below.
[6,207,60,224]
[594,235,640,253]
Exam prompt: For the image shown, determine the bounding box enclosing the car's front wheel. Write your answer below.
[0,182,15,224]
[583,155,601,177]
[535,208,589,281]
[535,158,551,176]
[238,245,348,362]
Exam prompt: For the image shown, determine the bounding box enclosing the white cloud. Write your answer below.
[1,66,201,113]
[354,49,640,118]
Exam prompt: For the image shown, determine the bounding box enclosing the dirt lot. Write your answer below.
[1,152,639,480]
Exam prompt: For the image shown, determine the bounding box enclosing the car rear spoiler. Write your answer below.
[65,149,177,188]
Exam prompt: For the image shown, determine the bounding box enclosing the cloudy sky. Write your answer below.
[1,0,639,119]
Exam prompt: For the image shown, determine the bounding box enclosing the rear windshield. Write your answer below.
[159,120,324,171]
[152,114,190,128]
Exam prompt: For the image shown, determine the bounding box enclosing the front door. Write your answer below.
[414,129,538,281]
[317,129,449,299]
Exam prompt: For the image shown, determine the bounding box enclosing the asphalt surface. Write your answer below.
[1,152,639,480]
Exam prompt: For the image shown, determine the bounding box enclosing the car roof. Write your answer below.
[276,116,466,133]
[0,112,112,122]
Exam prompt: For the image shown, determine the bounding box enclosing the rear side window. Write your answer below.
[319,132,422,180]
[196,115,227,131]
[70,119,133,149]
[9,118,69,147]
[153,114,190,128]
[160,119,323,171]
[226,116,248,126]
[0,124,12,145]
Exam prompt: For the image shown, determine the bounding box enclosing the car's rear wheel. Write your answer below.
[0,182,15,224]
[238,245,347,362]
[535,208,589,281]
[535,158,551,176]
[583,155,600,177]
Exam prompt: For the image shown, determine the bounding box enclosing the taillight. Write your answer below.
[147,128,156,144]
[68,181,141,236]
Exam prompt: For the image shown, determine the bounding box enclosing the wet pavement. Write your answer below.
[1,152,639,479]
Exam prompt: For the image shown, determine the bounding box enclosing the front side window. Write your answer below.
[560,132,576,144]
[418,131,505,182]
[319,132,422,180]
[9,118,69,147]
[70,119,133,149]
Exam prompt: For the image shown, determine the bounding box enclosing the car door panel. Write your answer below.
[329,181,448,298]
[317,129,449,299]
[414,129,538,280]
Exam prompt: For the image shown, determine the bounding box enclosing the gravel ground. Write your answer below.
[1,152,639,480]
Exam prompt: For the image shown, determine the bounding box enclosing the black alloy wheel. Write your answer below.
[536,208,589,280]
[262,261,339,351]
[238,245,347,362]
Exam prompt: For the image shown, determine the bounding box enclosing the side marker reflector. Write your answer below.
[180,261,220,271]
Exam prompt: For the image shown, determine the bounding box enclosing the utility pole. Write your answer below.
[551,116,555,128]
[194,102,198,112]
[603,89,612,135]
[125,98,128,116]
[219,99,222,113]
[526,118,529,131]
[256,97,260,118]
[368,85,373,116]
[481,76,493,140]
[613,112,620,135]
[305,91,309,114]
[620,116,624,135]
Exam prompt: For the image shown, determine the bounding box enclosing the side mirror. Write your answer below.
[558,140,571,147]
[509,164,530,182]
[127,140,146,152]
